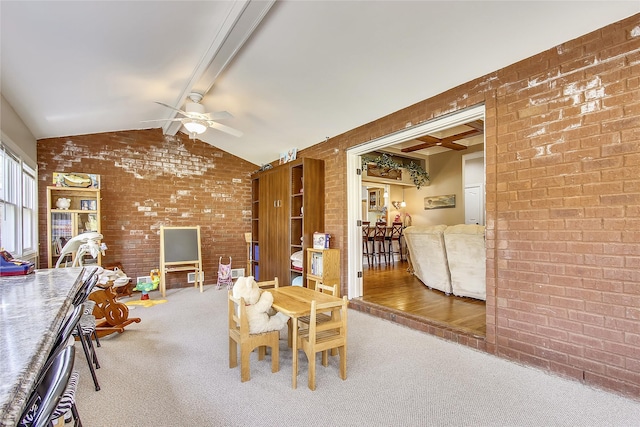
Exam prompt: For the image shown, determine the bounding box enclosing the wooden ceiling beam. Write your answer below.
[465,120,484,132]
[440,141,468,151]
[401,128,481,153]
[401,135,440,152]
[442,128,482,143]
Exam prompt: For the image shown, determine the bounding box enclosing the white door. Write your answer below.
[464,185,483,225]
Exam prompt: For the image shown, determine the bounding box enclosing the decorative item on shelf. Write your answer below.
[80,199,97,211]
[84,215,98,232]
[56,197,71,210]
[53,172,100,188]
[279,148,298,164]
[313,232,330,249]
[256,163,273,173]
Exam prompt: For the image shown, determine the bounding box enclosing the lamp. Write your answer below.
[400,188,406,208]
[183,119,208,135]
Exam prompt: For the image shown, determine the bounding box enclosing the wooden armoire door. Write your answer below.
[258,167,289,282]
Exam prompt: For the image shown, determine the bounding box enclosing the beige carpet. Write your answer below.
[74,286,640,426]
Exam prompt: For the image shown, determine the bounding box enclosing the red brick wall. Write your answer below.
[37,129,257,289]
[302,15,640,397]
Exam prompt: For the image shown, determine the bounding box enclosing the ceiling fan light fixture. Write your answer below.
[183,119,207,135]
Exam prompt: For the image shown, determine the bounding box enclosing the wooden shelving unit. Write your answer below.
[306,248,340,296]
[251,158,324,285]
[46,186,101,268]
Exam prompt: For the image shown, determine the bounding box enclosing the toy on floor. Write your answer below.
[134,268,160,300]
[232,276,289,334]
[97,266,130,288]
[216,256,233,290]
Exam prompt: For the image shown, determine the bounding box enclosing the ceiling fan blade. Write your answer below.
[206,121,243,137]
[140,118,184,123]
[154,101,192,118]
[205,111,233,121]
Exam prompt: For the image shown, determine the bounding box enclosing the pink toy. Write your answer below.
[216,256,233,290]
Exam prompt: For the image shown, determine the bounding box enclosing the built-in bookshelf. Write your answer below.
[46,186,101,268]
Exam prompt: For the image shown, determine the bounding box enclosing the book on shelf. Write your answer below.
[310,252,323,276]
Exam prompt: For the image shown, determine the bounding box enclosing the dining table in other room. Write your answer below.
[267,286,343,389]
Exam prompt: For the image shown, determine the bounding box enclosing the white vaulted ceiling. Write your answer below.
[1,1,637,165]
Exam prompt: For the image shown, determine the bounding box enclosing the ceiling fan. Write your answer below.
[145,92,243,139]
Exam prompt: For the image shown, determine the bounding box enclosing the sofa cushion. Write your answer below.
[403,225,452,295]
[443,224,486,300]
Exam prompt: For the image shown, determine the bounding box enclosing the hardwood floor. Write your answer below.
[353,260,486,337]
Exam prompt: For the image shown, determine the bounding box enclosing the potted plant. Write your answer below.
[362,154,430,189]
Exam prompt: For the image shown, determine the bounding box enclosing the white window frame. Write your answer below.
[0,142,38,260]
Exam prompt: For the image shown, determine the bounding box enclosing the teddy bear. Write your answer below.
[232,276,289,334]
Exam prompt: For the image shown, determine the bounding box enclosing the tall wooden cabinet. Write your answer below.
[251,158,324,285]
[46,186,101,268]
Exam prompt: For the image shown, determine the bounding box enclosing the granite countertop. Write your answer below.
[0,267,89,427]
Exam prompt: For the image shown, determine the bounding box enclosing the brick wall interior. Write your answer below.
[38,130,257,289]
[38,15,639,397]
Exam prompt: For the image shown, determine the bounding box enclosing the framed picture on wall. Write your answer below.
[424,194,456,210]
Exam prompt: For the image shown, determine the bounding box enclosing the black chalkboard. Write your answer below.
[161,226,200,263]
[159,226,203,297]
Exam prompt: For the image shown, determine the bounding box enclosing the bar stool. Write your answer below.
[373,221,388,264]
[362,222,374,267]
[387,222,404,263]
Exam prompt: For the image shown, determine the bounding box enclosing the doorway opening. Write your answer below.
[346,105,486,337]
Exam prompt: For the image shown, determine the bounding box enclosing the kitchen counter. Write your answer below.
[0,267,89,426]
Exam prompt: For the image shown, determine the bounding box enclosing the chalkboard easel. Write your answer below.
[159,225,203,297]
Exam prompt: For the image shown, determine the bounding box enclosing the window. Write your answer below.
[0,143,37,259]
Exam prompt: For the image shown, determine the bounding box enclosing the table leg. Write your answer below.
[292,317,298,389]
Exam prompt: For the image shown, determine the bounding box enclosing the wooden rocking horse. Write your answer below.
[90,284,141,338]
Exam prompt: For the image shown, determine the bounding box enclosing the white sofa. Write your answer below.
[402,225,452,295]
[403,224,486,300]
[443,224,486,300]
